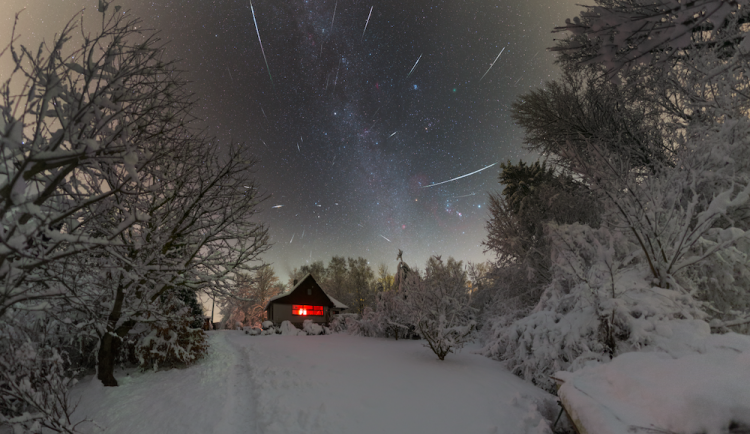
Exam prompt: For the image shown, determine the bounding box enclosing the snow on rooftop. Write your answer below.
[327,294,347,309]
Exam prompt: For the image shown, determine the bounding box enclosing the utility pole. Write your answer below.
[211,294,215,330]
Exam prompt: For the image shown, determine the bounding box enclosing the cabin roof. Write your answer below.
[264,273,348,311]
[327,294,347,309]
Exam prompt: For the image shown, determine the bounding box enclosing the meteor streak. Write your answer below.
[290,233,295,243]
[249,0,274,88]
[406,54,422,78]
[330,0,337,31]
[451,192,477,199]
[333,57,341,93]
[362,6,373,40]
[479,47,505,82]
[272,205,284,208]
[422,162,498,188]
[388,131,398,138]
[380,234,391,242]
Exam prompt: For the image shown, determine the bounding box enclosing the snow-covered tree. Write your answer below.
[482,0,750,391]
[0,10,233,429]
[481,160,601,333]
[288,260,327,287]
[324,256,349,301]
[524,0,749,303]
[411,256,476,360]
[130,290,209,371]
[547,0,750,303]
[346,257,376,315]
[377,251,418,340]
[220,265,282,328]
[485,160,600,281]
[553,0,750,77]
[1,8,272,395]
[86,137,269,386]
[376,264,394,292]
[0,11,176,317]
[0,309,88,433]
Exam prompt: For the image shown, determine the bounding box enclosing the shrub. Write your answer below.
[134,314,208,371]
[412,256,476,360]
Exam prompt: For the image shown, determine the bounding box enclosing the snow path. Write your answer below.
[71,331,555,434]
[72,332,258,434]
[238,332,555,434]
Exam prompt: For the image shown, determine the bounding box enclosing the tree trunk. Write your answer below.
[97,319,137,387]
[97,281,131,387]
[97,332,121,387]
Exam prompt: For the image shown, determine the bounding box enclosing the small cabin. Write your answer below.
[264,274,347,327]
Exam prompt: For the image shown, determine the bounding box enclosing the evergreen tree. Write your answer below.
[177,288,204,329]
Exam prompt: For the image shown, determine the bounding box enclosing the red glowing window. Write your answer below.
[292,305,324,316]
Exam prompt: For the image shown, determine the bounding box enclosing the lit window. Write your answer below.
[292,305,324,316]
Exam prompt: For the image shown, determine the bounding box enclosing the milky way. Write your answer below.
[1,0,584,280]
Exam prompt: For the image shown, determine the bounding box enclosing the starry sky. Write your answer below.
[2,0,583,282]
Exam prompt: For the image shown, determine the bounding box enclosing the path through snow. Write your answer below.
[71,331,555,434]
[73,331,257,433]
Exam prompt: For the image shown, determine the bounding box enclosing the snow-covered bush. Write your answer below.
[356,307,385,337]
[302,320,324,335]
[484,224,709,392]
[411,256,476,360]
[0,311,85,433]
[343,314,361,335]
[134,313,208,371]
[472,262,548,341]
[278,321,304,335]
[328,313,358,333]
[329,307,404,338]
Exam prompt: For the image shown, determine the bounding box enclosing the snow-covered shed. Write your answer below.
[264,274,347,327]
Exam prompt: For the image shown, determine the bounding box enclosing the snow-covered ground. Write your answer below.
[70,331,557,434]
[556,329,750,434]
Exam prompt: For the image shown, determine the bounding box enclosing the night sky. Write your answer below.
[2,0,583,281]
